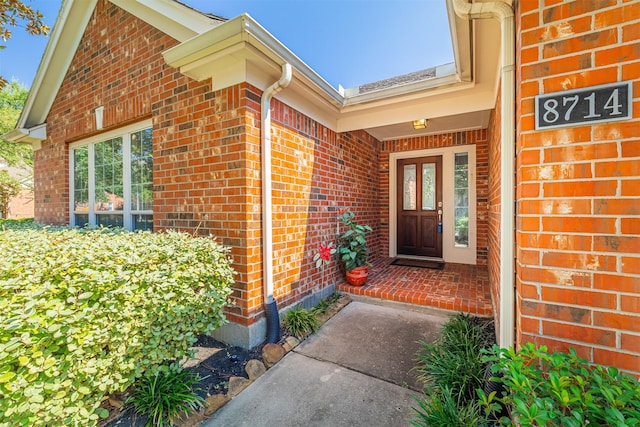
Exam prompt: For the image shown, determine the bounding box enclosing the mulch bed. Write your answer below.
[99,295,350,427]
[100,335,270,427]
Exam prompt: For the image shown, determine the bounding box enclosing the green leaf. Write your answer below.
[0,371,16,383]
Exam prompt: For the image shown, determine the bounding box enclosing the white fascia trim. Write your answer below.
[17,0,97,129]
[109,0,221,42]
[162,14,343,106]
[2,124,47,151]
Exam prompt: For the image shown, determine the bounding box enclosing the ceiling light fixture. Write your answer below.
[412,119,428,130]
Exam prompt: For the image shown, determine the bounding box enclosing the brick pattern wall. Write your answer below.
[269,101,381,311]
[516,0,640,375]
[488,87,502,338]
[42,0,175,224]
[379,130,490,266]
[39,0,384,329]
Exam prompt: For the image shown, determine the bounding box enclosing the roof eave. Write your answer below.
[17,0,97,129]
[16,0,224,131]
[162,13,345,108]
[2,124,47,150]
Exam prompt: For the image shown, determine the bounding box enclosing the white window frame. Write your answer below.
[69,119,153,230]
[389,144,477,265]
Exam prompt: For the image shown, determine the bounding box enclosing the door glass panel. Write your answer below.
[403,164,416,210]
[454,153,469,247]
[422,163,436,210]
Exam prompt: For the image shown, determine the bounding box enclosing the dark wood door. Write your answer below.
[397,156,443,257]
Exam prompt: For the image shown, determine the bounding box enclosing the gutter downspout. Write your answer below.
[452,0,515,348]
[261,63,292,343]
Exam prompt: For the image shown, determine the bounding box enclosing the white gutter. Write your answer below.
[261,63,292,305]
[452,0,515,348]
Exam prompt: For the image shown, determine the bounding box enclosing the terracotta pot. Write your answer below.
[345,266,368,286]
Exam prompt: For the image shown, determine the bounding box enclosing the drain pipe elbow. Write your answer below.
[261,63,292,343]
[451,0,515,349]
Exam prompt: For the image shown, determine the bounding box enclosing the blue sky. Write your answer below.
[1,0,453,90]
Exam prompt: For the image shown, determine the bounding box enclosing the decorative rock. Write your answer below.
[282,336,300,352]
[245,359,266,380]
[108,395,124,408]
[262,343,286,368]
[227,376,251,398]
[181,347,222,368]
[203,394,230,416]
[174,410,204,427]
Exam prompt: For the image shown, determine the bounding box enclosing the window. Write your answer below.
[454,153,469,247]
[70,122,153,231]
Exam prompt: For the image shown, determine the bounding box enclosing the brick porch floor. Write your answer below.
[336,258,493,316]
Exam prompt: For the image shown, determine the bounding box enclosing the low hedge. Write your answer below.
[0,227,234,426]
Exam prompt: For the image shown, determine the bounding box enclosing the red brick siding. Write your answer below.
[41,0,175,224]
[516,0,640,375]
[488,87,502,338]
[379,130,490,266]
[269,101,381,311]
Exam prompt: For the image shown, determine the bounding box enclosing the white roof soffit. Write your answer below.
[16,0,97,130]
[447,0,473,83]
[109,0,223,42]
[163,14,344,107]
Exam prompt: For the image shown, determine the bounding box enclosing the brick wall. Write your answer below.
[42,0,176,224]
[516,0,640,375]
[379,130,490,265]
[488,87,502,338]
[8,190,34,219]
[39,0,383,330]
[269,101,381,311]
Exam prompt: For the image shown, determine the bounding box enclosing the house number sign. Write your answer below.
[535,81,632,130]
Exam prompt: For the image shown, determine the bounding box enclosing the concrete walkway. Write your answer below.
[203,301,448,427]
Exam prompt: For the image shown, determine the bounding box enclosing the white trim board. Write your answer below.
[389,144,477,265]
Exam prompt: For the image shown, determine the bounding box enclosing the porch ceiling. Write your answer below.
[363,110,492,141]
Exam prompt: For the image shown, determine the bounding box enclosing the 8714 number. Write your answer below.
[535,82,631,130]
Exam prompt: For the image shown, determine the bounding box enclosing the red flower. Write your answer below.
[319,243,333,261]
[314,242,336,268]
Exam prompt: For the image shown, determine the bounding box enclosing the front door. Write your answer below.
[397,156,443,257]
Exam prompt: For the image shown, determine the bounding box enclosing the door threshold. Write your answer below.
[395,255,444,262]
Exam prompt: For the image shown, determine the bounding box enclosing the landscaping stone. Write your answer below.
[245,359,266,380]
[182,347,222,368]
[203,394,230,416]
[107,395,124,409]
[174,410,204,427]
[262,343,286,368]
[227,376,251,398]
[283,336,300,352]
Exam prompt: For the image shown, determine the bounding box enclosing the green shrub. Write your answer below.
[312,292,341,316]
[415,313,495,402]
[411,386,484,427]
[0,228,234,426]
[283,305,318,338]
[126,363,206,427]
[0,217,34,228]
[483,343,640,426]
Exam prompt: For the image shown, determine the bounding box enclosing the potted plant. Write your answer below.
[336,208,372,286]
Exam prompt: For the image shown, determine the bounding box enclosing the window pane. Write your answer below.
[94,138,124,212]
[132,214,153,231]
[73,147,89,212]
[454,153,469,247]
[74,214,89,228]
[96,213,124,228]
[130,129,153,211]
[403,164,416,210]
[422,163,436,210]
